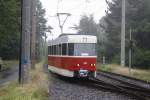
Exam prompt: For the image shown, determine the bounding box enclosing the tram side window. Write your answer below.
[55,45,57,55]
[53,45,56,55]
[56,45,59,55]
[58,44,61,55]
[52,45,54,55]
[68,43,74,55]
[49,46,52,55]
[62,44,67,55]
[50,46,52,55]
[48,46,49,55]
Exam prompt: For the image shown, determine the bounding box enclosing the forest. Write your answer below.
[0,0,20,59]
[0,0,46,60]
[77,0,150,69]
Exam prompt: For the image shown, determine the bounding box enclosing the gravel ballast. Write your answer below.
[48,73,136,100]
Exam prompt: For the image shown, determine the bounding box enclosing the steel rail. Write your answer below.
[97,71,150,92]
[99,71,150,84]
[89,78,149,100]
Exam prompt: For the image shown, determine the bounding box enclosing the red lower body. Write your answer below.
[48,55,97,77]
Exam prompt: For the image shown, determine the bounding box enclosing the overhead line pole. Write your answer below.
[31,0,37,69]
[19,0,23,84]
[129,28,132,75]
[121,0,126,67]
[20,0,31,84]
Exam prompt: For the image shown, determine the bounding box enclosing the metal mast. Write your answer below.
[121,0,126,66]
[20,0,31,84]
[31,0,37,69]
[129,28,132,75]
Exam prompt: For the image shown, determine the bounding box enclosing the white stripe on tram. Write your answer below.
[48,55,97,58]
[48,65,74,77]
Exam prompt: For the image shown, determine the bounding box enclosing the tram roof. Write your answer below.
[48,34,97,46]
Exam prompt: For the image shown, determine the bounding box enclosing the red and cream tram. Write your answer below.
[48,34,97,78]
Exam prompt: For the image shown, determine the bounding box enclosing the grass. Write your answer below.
[97,64,113,72]
[97,63,150,82]
[0,60,18,79]
[1,60,18,71]
[0,61,49,100]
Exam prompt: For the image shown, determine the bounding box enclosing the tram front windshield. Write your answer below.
[68,43,96,56]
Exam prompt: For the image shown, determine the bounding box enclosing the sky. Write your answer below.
[40,0,108,39]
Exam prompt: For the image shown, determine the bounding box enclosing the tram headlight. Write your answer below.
[77,64,80,66]
[91,64,96,67]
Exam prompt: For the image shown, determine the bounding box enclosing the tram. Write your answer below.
[48,34,97,78]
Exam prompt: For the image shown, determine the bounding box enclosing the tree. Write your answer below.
[102,0,150,68]
[35,0,47,60]
[0,0,20,59]
[77,15,98,36]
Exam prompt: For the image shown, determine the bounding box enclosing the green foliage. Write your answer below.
[78,15,98,36]
[98,64,113,72]
[102,0,150,68]
[0,0,20,59]
[0,60,18,71]
[0,82,48,100]
[35,0,47,61]
[111,54,120,64]
[132,49,150,69]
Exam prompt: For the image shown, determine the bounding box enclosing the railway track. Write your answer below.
[91,71,150,100]
[85,78,149,100]
[50,72,150,100]
[97,71,150,88]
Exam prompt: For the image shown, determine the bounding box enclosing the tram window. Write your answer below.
[55,45,57,55]
[56,45,57,55]
[50,46,51,55]
[56,45,59,55]
[52,45,54,55]
[49,46,51,55]
[62,44,67,55]
[58,44,61,55]
[51,46,52,55]
[74,43,96,56]
[48,46,49,55]
[50,46,52,55]
[53,45,56,55]
[48,46,50,55]
[68,43,74,55]
[53,45,55,55]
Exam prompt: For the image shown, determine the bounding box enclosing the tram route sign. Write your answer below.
[82,37,87,43]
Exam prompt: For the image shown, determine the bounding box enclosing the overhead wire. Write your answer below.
[56,0,61,13]
[54,0,92,34]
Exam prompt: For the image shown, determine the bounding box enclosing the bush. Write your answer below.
[111,54,120,64]
[132,49,150,69]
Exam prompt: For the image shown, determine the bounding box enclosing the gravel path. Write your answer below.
[48,73,136,100]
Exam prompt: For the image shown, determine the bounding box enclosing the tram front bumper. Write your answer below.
[79,70,88,77]
[74,70,96,78]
